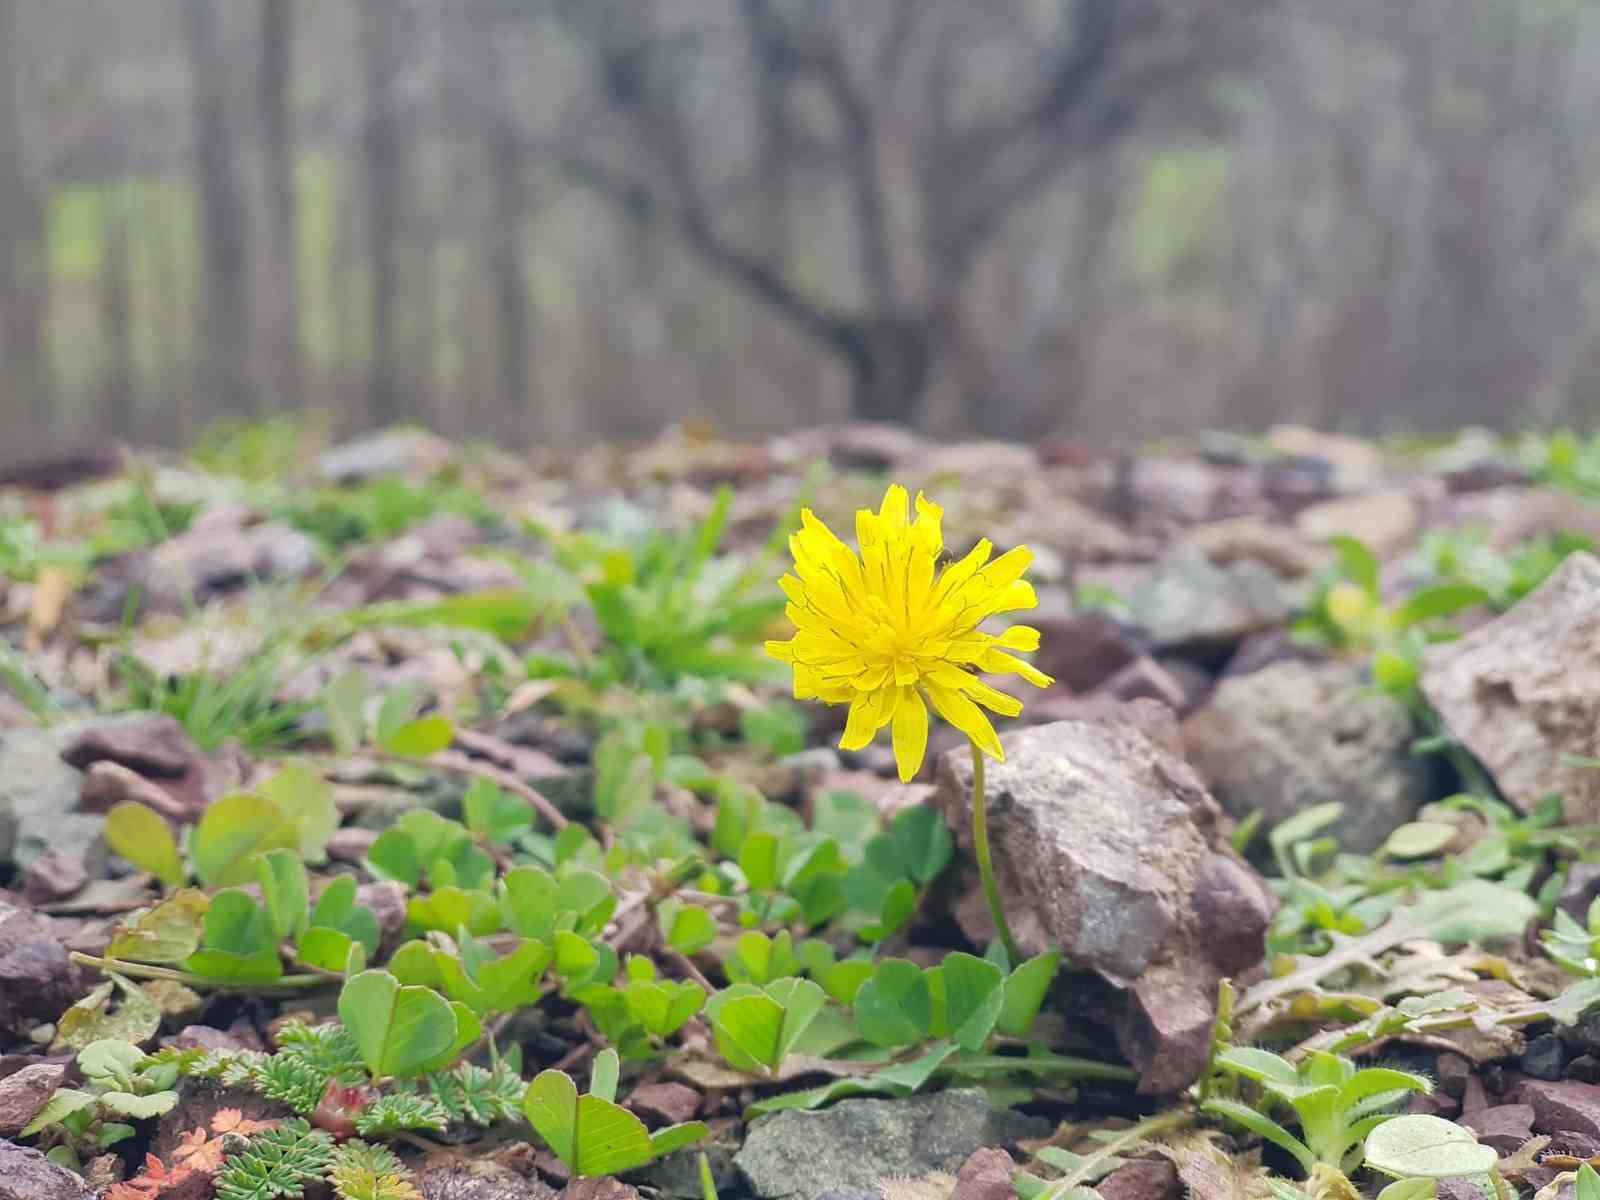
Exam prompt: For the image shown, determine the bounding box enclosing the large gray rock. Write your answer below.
[1422,552,1600,822]
[1127,554,1295,653]
[734,1090,1047,1200]
[0,1139,95,1200]
[1182,661,1433,853]
[0,725,101,874]
[934,711,1273,1093]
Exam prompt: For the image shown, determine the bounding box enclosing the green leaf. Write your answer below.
[199,889,278,956]
[1393,585,1490,629]
[190,792,299,887]
[257,849,309,941]
[258,764,339,863]
[822,959,874,1006]
[501,865,559,938]
[1362,1114,1498,1179]
[78,1039,143,1088]
[739,831,781,893]
[322,669,369,754]
[20,1089,95,1138]
[1331,536,1380,596]
[1202,1099,1316,1175]
[523,1069,665,1177]
[104,803,184,887]
[1380,823,1458,861]
[1376,1180,1436,1200]
[1411,880,1539,943]
[997,951,1060,1038]
[766,977,826,1064]
[1579,1164,1600,1200]
[339,969,460,1079]
[407,887,501,938]
[309,876,381,955]
[626,978,707,1039]
[1216,1047,1299,1086]
[100,1091,178,1119]
[660,901,718,955]
[382,716,456,757]
[891,807,953,885]
[591,1047,621,1104]
[106,890,208,964]
[367,827,422,888]
[650,1122,711,1159]
[376,683,421,746]
[463,778,532,843]
[710,991,784,1072]
[296,926,366,974]
[854,959,932,1047]
[940,952,1005,1051]
[53,975,161,1050]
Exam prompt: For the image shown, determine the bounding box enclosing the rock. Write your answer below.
[1571,1057,1600,1085]
[1095,1160,1180,1200]
[1422,552,1600,821]
[0,725,93,872]
[815,423,927,472]
[1100,657,1204,715]
[1460,1105,1535,1155]
[1296,489,1421,559]
[1445,487,1600,550]
[948,1149,1017,1200]
[1266,426,1385,491]
[1182,661,1435,853]
[1559,864,1600,922]
[356,881,410,954]
[1435,1052,1473,1098]
[20,850,86,904]
[1180,517,1328,578]
[0,1139,95,1200]
[919,442,1040,482]
[61,714,194,777]
[135,515,318,612]
[560,1179,639,1200]
[1514,1080,1600,1139]
[734,1090,1048,1200]
[0,1063,65,1135]
[1127,555,1294,655]
[319,428,455,483]
[625,1082,700,1125]
[79,761,190,821]
[420,1156,559,1200]
[934,720,1273,1093]
[0,896,76,1039]
[1032,613,1143,694]
[1524,1035,1569,1082]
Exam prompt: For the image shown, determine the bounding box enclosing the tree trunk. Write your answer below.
[186,0,254,418]
[259,0,301,412]
[100,197,135,439]
[361,0,407,428]
[842,316,933,424]
[0,0,51,431]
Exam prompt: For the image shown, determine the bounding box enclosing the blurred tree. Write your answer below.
[542,0,1272,427]
[0,0,50,428]
[260,0,302,410]
[186,0,254,416]
[361,0,412,427]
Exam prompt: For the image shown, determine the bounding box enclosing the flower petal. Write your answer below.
[891,687,929,782]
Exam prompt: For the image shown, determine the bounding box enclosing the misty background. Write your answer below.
[0,0,1596,455]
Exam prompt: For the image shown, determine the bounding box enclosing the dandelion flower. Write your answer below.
[765,484,1053,783]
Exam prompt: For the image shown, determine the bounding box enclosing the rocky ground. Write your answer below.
[2,422,1600,1200]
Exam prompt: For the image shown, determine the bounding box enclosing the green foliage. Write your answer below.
[213,1119,335,1200]
[351,1092,449,1136]
[338,969,465,1079]
[705,977,826,1073]
[117,641,311,753]
[1543,896,1600,976]
[368,809,495,893]
[1203,1047,1430,1176]
[419,1060,526,1126]
[327,1141,423,1200]
[522,1048,709,1177]
[284,475,492,550]
[533,487,784,687]
[21,1040,181,1160]
[1362,1114,1498,1180]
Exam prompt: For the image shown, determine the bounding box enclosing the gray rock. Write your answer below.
[734,1090,1047,1200]
[140,518,318,611]
[949,1149,1018,1200]
[934,716,1273,1093]
[318,428,454,483]
[1296,488,1422,560]
[1127,554,1294,653]
[1422,552,1600,821]
[0,1063,65,1135]
[0,1139,95,1200]
[1515,1079,1600,1139]
[0,724,102,874]
[1182,661,1434,853]
[1523,1034,1569,1082]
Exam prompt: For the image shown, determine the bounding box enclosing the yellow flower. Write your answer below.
[765,484,1053,782]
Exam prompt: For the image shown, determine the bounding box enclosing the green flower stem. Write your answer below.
[69,952,333,994]
[969,737,1020,965]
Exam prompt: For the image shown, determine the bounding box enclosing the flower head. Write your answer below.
[766,484,1053,781]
